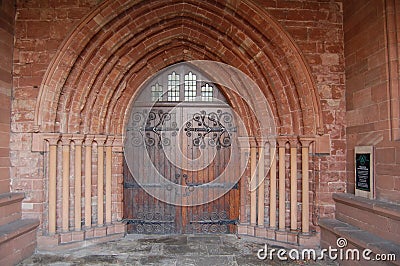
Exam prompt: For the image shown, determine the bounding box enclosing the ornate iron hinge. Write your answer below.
[184,110,236,149]
[122,219,175,225]
[127,109,178,148]
[189,219,238,225]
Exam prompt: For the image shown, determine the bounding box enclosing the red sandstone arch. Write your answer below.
[34,0,323,137]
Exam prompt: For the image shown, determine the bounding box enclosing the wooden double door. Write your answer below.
[123,103,240,234]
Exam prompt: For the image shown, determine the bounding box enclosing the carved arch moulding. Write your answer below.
[31,0,324,146]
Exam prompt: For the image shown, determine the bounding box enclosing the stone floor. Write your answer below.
[19,234,338,266]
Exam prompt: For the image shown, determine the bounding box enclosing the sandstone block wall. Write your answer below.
[0,0,15,194]
[10,0,346,229]
[344,0,400,203]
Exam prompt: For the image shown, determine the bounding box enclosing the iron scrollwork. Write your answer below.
[127,109,178,148]
[184,110,236,149]
[190,211,237,233]
[123,211,176,234]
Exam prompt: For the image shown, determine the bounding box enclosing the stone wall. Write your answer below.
[258,0,346,219]
[10,0,346,233]
[0,0,15,193]
[11,0,99,223]
[344,0,400,203]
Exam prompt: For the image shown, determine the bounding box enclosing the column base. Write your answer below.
[37,222,126,251]
[275,230,288,242]
[255,226,267,238]
[287,231,298,244]
[298,232,319,248]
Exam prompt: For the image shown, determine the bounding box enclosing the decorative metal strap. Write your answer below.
[184,110,236,149]
[127,109,178,148]
[189,219,238,225]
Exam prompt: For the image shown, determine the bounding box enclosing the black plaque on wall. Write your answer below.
[355,153,370,191]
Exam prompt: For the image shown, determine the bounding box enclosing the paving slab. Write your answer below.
[19,234,339,266]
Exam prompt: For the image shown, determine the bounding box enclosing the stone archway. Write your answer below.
[31,0,324,248]
[34,0,323,136]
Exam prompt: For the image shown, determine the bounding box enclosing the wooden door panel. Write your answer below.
[123,105,239,234]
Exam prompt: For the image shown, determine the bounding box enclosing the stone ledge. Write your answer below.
[333,193,400,221]
[0,221,38,266]
[320,218,400,266]
[0,192,25,226]
[0,192,25,207]
[0,219,39,245]
[333,193,400,244]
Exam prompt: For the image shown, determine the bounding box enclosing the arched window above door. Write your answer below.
[143,65,223,104]
[151,83,163,102]
[201,83,213,102]
[167,71,180,101]
[184,71,197,101]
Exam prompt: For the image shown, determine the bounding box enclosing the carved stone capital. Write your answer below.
[83,135,95,146]
[299,136,315,147]
[71,134,84,146]
[61,134,73,146]
[44,133,60,146]
[255,137,269,147]
[276,136,288,147]
[248,137,258,148]
[287,136,298,147]
[105,135,115,147]
[94,135,107,146]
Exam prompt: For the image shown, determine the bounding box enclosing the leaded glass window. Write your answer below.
[167,71,180,101]
[151,83,163,102]
[201,83,213,101]
[184,71,197,101]
[145,68,224,103]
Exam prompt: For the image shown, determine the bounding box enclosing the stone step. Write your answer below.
[0,219,39,266]
[333,193,400,245]
[0,192,25,227]
[320,218,400,266]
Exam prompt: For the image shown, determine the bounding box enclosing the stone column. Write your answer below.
[237,137,250,225]
[299,136,314,234]
[96,135,107,226]
[84,135,94,228]
[105,136,114,224]
[61,134,72,232]
[277,137,287,231]
[46,135,60,234]
[72,135,84,230]
[257,138,267,227]
[269,144,277,228]
[288,137,298,231]
[249,138,258,226]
